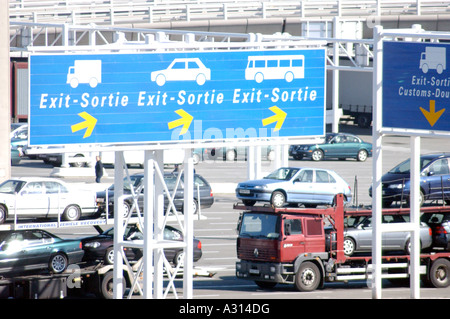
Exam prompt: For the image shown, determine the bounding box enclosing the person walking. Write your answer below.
[95,155,103,183]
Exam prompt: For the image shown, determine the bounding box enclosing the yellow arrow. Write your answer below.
[168,109,193,135]
[420,100,445,127]
[71,111,97,138]
[262,106,287,132]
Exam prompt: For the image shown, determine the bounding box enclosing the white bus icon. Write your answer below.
[245,55,305,83]
[151,58,211,86]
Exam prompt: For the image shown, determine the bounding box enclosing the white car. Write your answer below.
[0,178,99,224]
[151,58,211,86]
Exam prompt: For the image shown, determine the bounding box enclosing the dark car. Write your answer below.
[290,133,372,161]
[369,153,450,207]
[96,172,214,217]
[81,224,202,266]
[421,212,450,250]
[0,229,83,275]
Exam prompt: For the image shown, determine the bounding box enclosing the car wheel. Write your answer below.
[63,204,81,221]
[69,154,86,167]
[0,205,6,224]
[192,199,199,215]
[117,202,131,219]
[407,191,424,207]
[343,237,356,256]
[405,239,422,255]
[311,149,324,161]
[226,149,236,161]
[295,262,321,292]
[173,251,184,267]
[192,153,201,165]
[357,149,368,162]
[49,253,68,274]
[271,191,286,208]
[104,247,115,265]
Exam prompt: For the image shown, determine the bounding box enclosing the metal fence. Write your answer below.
[9,1,450,25]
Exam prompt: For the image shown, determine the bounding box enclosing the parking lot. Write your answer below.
[8,125,450,299]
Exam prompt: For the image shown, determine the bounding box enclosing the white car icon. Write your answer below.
[151,58,211,86]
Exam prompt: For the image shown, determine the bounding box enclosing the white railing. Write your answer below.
[8,1,450,25]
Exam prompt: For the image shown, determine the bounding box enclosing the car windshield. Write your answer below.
[0,180,26,194]
[264,168,299,181]
[388,158,434,174]
[239,213,280,239]
[108,175,143,191]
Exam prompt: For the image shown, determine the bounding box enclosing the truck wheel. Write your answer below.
[295,262,321,292]
[429,258,450,288]
[101,271,126,299]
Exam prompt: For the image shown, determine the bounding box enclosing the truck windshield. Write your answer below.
[239,213,280,239]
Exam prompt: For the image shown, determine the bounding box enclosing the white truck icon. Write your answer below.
[67,60,102,88]
[420,47,446,74]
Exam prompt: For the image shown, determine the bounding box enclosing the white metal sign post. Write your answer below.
[372,25,450,298]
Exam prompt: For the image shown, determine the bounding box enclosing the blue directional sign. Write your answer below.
[383,42,450,132]
[29,49,325,146]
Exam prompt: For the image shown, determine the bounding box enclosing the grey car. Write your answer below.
[236,167,352,208]
[343,214,433,256]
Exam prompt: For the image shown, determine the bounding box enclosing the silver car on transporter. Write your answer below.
[236,167,352,208]
[0,178,99,224]
[343,214,433,256]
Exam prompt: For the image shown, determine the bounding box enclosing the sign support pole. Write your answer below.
[183,150,194,298]
[143,151,154,299]
[113,151,124,299]
[372,25,383,299]
[410,135,421,299]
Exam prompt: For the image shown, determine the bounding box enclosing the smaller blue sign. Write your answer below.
[383,42,450,132]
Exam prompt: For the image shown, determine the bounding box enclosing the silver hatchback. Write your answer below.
[343,214,433,256]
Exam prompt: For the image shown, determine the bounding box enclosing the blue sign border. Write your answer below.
[29,49,326,146]
[383,41,450,133]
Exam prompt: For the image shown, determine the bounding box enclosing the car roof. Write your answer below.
[4,177,66,184]
[420,152,450,160]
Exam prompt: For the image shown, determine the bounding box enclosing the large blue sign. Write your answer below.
[29,49,325,146]
[383,42,450,132]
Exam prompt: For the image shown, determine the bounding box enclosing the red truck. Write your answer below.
[235,194,450,291]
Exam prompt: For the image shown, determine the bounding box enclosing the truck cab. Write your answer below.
[236,207,329,290]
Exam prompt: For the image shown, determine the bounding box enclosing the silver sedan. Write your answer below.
[343,215,433,256]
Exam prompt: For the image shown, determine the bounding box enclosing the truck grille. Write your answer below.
[237,239,278,262]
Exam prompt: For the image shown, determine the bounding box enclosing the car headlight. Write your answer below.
[254,185,267,189]
[84,242,101,249]
[388,183,404,189]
